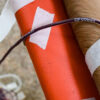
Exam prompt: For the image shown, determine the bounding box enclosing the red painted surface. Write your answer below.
[15,0,100,100]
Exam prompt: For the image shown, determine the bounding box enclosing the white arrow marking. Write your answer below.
[30,7,55,49]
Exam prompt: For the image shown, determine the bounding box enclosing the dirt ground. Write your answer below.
[0,1,45,100]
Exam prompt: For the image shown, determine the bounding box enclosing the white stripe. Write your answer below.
[9,0,34,13]
[30,7,55,49]
[82,97,96,100]
[85,39,100,75]
[0,0,16,42]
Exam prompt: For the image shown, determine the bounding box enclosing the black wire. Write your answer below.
[0,17,100,64]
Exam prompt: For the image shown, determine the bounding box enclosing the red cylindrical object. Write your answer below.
[15,0,100,100]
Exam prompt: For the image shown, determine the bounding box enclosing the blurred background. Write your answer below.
[0,0,45,100]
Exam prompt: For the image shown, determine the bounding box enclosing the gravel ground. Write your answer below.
[0,1,45,100]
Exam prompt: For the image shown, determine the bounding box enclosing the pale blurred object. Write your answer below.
[0,0,45,100]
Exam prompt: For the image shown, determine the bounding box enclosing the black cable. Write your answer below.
[0,17,100,64]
